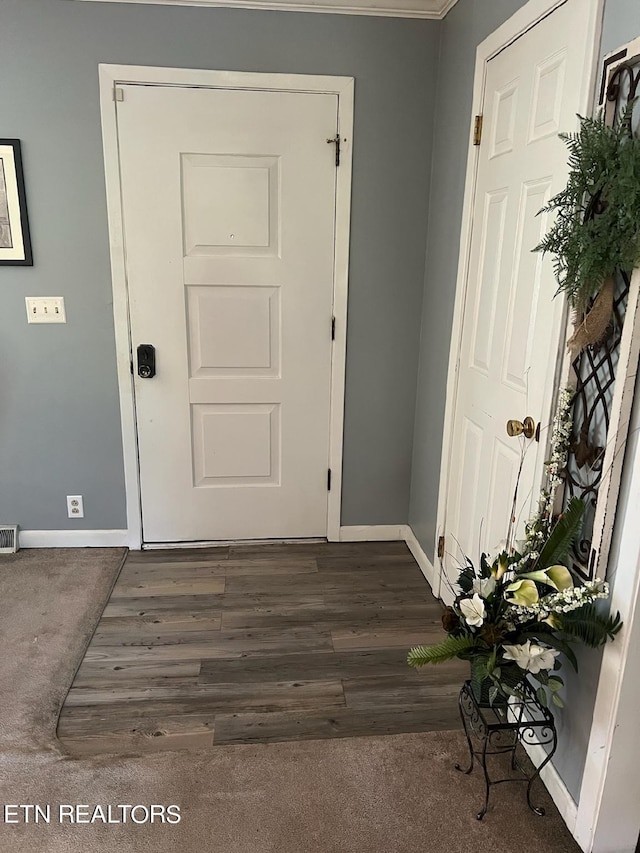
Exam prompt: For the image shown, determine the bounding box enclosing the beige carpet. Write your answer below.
[0,548,581,852]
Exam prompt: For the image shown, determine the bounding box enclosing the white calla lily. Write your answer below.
[520,565,574,591]
[505,579,539,606]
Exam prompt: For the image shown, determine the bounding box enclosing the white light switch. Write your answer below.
[25,297,66,324]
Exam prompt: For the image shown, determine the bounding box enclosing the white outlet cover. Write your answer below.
[66,495,84,519]
[26,297,66,324]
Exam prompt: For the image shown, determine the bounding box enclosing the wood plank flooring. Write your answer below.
[57,541,466,754]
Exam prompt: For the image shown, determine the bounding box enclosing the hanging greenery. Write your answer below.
[535,108,640,352]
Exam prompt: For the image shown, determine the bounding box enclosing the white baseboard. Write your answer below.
[339,524,409,542]
[339,524,438,596]
[508,712,578,833]
[19,529,129,548]
[404,526,436,591]
[143,538,325,549]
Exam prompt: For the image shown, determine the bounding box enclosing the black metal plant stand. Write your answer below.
[456,680,558,820]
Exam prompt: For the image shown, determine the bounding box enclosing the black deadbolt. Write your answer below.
[137,344,156,379]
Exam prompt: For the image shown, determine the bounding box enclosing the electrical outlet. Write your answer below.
[66,495,84,519]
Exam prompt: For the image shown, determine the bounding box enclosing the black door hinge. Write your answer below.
[326,134,341,167]
[331,316,336,340]
[327,468,332,491]
[437,535,445,559]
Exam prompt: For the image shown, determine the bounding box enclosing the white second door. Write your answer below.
[117,85,338,543]
[442,1,595,588]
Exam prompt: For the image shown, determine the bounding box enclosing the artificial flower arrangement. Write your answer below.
[408,390,622,708]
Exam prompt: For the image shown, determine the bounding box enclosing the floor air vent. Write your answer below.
[0,526,19,554]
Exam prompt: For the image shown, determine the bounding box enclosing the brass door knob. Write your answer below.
[506,416,536,440]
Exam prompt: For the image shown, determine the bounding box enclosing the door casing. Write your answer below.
[99,64,354,549]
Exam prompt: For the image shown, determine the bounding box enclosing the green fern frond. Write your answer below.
[534,107,640,310]
[560,604,623,648]
[407,635,477,668]
[535,497,584,569]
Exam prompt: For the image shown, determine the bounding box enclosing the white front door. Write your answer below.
[116,85,338,543]
[441,1,597,592]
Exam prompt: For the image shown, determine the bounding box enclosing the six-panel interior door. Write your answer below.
[442,1,595,593]
[117,85,338,543]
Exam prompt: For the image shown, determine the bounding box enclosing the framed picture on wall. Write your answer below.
[0,139,32,266]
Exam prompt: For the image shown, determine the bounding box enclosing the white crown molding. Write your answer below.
[436,0,459,16]
[70,0,461,21]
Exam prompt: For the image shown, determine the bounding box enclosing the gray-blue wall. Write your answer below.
[0,0,439,530]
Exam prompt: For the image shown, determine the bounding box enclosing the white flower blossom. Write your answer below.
[459,594,486,628]
[507,580,609,624]
[517,389,574,564]
[503,640,559,673]
[472,577,496,599]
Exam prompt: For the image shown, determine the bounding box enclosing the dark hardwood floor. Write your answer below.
[57,541,466,754]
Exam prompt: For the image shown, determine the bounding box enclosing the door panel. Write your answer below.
[117,86,338,542]
[443,1,593,588]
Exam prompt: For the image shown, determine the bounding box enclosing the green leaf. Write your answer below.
[550,638,578,672]
[488,647,497,672]
[537,687,548,708]
[407,635,478,667]
[534,109,640,310]
[548,677,563,692]
[489,686,499,706]
[470,660,486,699]
[552,693,565,709]
[480,553,491,578]
[560,605,623,648]
[535,498,585,569]
[458,571,474,594]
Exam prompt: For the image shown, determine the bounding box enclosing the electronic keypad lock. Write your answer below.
[137,344,156,379]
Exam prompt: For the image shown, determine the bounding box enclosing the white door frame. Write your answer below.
[574,393,640,853]
[432,0,604,600]
[98,64,354,549]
